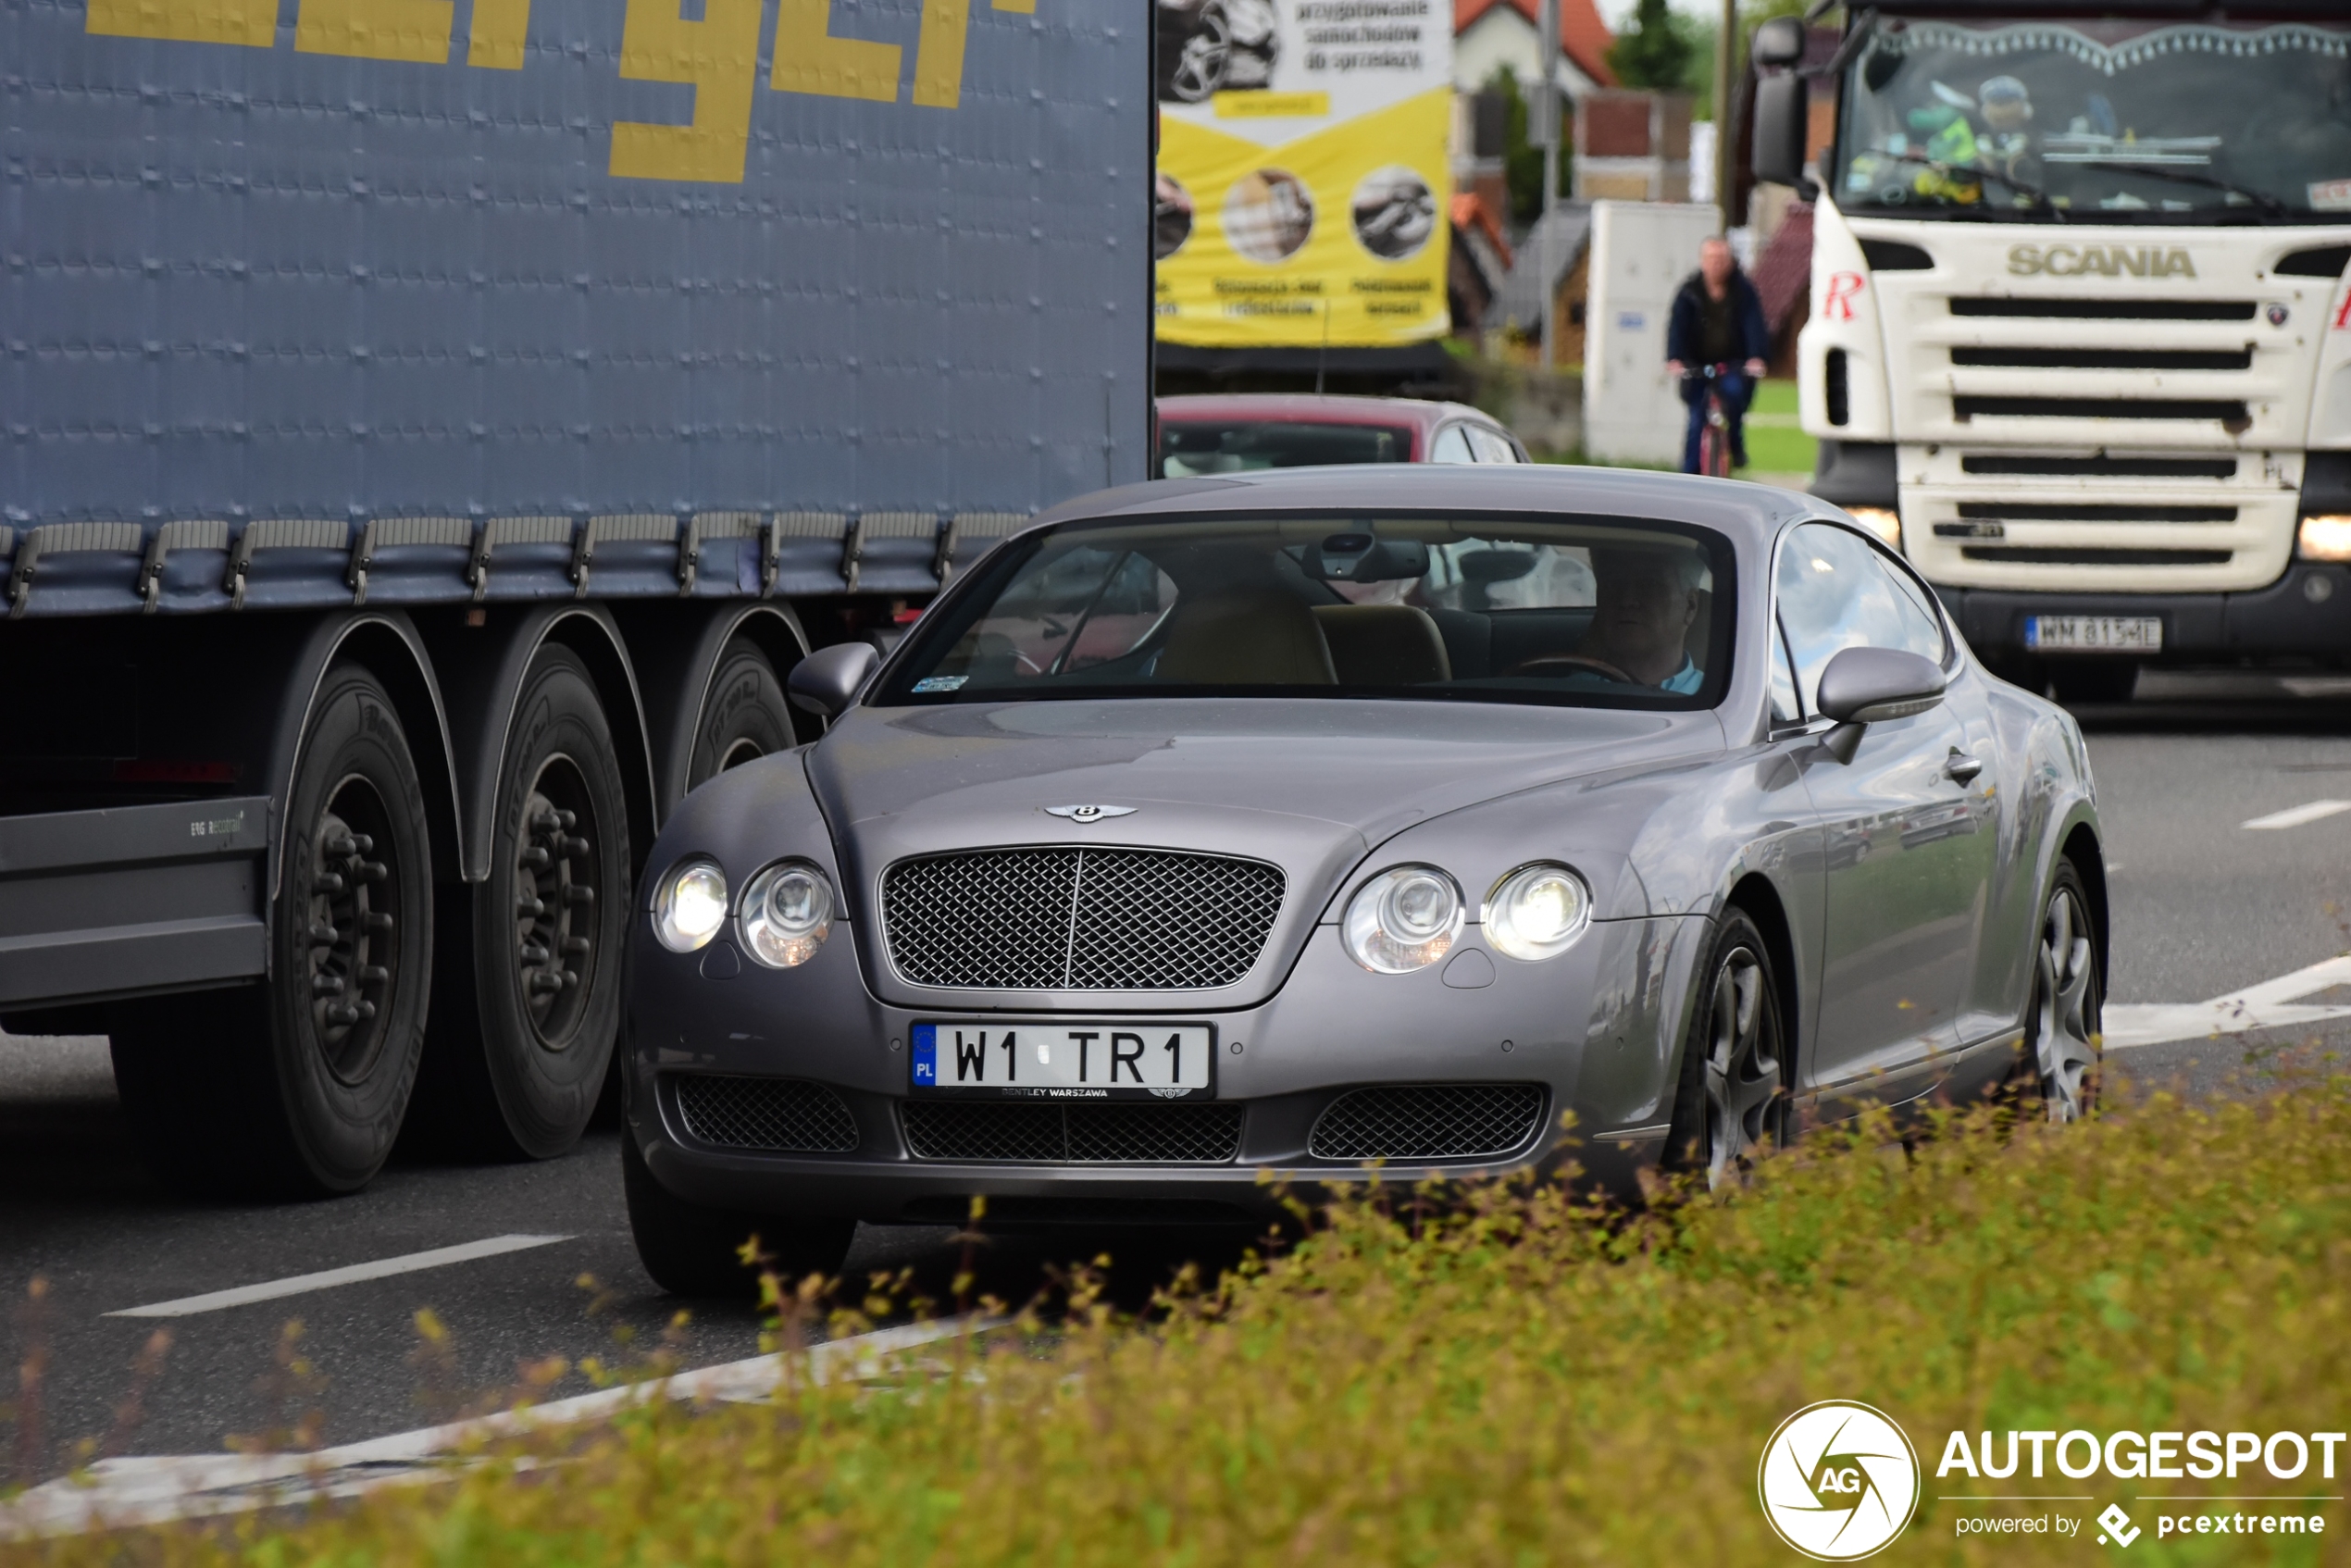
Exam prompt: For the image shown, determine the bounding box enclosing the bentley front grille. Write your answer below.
[673,1076,861,1153]
[881,846,1285,990]
[1308,1085,1548,1163]
[901,1100,1245,1164]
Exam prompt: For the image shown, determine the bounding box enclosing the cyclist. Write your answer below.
[1664,236,1771,475]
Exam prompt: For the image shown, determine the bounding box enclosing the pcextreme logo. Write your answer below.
[1760,1401,1922,1561]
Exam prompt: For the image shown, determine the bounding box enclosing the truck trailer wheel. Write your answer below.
[460,644,632,1159]
[111,666,433,1196]
[686,639,795,788]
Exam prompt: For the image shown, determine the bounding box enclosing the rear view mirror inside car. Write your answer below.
[1303,533,1431,582]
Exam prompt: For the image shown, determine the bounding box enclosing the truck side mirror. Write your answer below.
[1750,16,1803,68]
[787,641,880,718]
[1751,72,1814,197]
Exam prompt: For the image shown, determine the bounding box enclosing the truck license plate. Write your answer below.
[2024,616,2162,653]
[911,1022,1214,1099]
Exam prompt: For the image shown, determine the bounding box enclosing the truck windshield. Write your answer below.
[1833,18,2351,224]
[879,515,1733,711]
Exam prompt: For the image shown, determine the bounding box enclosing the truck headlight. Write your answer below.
[740,861,834,969]
[1847,506,1902,551]
[653,860,728,952]
[1483,864,1591,962]
[1342,865,1462,974]
[2297,515,2351,562]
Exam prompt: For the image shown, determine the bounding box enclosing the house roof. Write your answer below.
[1449,191,1514,271]
[1455,0,1617,90]
[1493,201,1592,331]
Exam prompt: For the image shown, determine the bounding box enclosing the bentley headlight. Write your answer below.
[1483,864,1591,962]
[653,860,728,953]
[740,861,834,969]
[1342,865,1463,974]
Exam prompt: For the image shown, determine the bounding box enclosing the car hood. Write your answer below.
[809,697,1725,1010]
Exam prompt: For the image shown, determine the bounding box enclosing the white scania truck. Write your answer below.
[1748,1,2351,701]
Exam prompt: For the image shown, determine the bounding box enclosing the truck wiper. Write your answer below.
[2058,159,2291,220]
[1876,149,2071,223]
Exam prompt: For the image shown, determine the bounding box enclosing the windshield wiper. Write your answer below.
[1875,149,2071,223]
[2058,159,2291,220]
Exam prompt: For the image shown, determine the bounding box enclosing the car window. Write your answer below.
[1429,426,1476,464]
[886,514,1733,712]
[1770,627,1802,726]
[1775,522,1947,714]
[1158,421,1412,477]
[1466,426,1519,464]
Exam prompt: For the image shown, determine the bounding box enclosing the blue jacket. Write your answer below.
[1666,269,1772,367]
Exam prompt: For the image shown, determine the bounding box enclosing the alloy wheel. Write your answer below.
[1702,948,1783,1187]
[1170,8,1232,102]
[2032,887,2099,1122]
[305,781,401,1086]
[514,756,603,1049]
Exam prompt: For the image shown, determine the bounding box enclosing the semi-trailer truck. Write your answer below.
[0,0,1150,1194]
[1749,1,2351,701]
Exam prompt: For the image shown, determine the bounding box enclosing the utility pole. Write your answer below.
[1536,0,1561,370]
[1712,0,1737,230]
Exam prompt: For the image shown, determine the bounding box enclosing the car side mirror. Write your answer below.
[1752,73,1814,198]
[787,642,879,718]
[1814,647,1946,761]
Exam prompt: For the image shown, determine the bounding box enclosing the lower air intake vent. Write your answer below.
[1959,547,2233,566]
[1309,1084,1547,1163]
[902,1100,1243,1164]
[1954,396,2249,423]
[674,1076,860,1153]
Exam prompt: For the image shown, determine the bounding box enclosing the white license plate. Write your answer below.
[910,1022,1214,1099]
[2024,615,2162,653]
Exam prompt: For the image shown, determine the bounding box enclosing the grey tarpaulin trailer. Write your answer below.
[0,0,1151,1194]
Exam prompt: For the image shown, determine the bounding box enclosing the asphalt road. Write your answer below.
[5,667,2348,1483]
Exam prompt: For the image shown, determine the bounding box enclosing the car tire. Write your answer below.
[622,1135,856,1299]
[111,666,432,1196]
[1661,908,1789,1188]
[2005,860,2102,1123]
[686,640,796,789]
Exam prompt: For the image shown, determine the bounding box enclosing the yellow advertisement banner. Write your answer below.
[1154,87,1451,349]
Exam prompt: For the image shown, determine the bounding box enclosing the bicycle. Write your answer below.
[1685,362,1739,479]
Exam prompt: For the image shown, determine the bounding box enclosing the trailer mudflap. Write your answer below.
[0,797,272,1008]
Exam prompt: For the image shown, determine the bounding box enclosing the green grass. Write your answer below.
[1534,380,1816,479]
[19,1076,2351,1565]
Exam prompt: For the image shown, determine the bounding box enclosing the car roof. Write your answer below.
[1154,393,1498,433]
[1029,464,1847,554]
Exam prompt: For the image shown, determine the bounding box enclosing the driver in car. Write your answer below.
[1577,545,1706,692]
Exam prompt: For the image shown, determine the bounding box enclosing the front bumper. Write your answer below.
[1937,561,2351,664]
[625,915,1710,1222]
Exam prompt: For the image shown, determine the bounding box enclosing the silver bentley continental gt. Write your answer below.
[619,467,2106,1293]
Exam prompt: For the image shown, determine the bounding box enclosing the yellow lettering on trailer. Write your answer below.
[772,0,902,104]
[295,0,454,63]
[85,0,277,48]
[467,0,531,68]
[610,0,766,184]
[912,0,971,108]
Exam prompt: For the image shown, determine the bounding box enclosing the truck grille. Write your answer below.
[1308,1085,1548,1163]
[881,847,1285,990]
[1949,297,2254,321]
[673,1076,860,1153]
[901,1100,1244,1163]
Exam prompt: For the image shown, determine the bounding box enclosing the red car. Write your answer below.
[1155,394,1530,477]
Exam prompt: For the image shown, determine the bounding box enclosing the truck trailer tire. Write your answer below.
[111,665,433,1196]
[686,639,795,788]
[463,643,632,1159]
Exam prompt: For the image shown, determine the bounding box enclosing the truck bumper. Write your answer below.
[1937,561,2351,664]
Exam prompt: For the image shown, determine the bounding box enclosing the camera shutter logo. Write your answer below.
[1758,1400,1921,1561]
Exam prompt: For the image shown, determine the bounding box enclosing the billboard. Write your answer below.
[1152,0,1452,349]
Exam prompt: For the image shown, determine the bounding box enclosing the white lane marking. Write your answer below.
[106,1235,573,1319]
[2240,799,2351,830]
[2,1316,995,1538]
[2105,953,2351,1050]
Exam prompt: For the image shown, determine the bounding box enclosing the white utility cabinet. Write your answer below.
[1583,200,1722,467]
